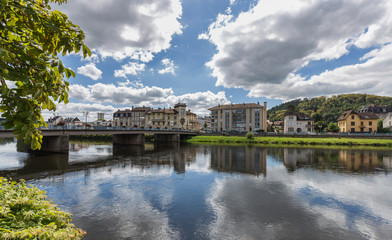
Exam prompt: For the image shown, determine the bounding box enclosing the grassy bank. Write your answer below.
[187,135,392,147]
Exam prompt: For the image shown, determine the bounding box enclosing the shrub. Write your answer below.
[246,132,254,139]
[0,178,85,239]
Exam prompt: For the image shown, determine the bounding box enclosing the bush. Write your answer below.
[0,178,85,239]
[245,132,254,139]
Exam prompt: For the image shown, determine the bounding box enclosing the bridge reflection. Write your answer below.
[0,142,197,180]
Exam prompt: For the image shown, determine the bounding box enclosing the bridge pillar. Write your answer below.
[113,134,145,146]
[154,134,180,142]
[17,136,69,153]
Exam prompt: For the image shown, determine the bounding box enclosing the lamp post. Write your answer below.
[83,111,89,129]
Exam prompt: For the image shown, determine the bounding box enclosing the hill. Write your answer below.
[267,94,392,123]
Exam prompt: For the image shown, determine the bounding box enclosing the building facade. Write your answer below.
[145,103,197,130]
[208,102,267,132]
[283,112,314,134]
[337,110,378,133]
[113,106,151,127]
[383,112,392,131]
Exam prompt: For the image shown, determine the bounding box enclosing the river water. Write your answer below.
[1,139,392,240]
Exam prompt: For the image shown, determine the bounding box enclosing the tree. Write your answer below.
[0,0,91,149]
[315,121,327,133]
[377,119,390,133]
[327,122,340,133]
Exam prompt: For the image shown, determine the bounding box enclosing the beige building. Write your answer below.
[208,102,267,132]
[337,110,378,133]
[145,103,198,130]
[113,106,151,127]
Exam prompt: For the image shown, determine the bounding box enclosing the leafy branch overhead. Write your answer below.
[0,0,91,149]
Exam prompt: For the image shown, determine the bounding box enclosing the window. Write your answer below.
[289,116,294,120]
[361,121,364,126]
[351,122,355,126]
[288,127,294,132]
[351,128,355,132]
[369,128,372,132]
[351,115,354,119]
[369,121,372,126]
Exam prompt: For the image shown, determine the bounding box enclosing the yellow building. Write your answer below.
[337,110,378,133]
[145,103,197,130]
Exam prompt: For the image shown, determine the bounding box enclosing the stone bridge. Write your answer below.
[0,129,197,153]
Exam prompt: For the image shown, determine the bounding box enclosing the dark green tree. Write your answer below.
[0,0,91,149]
[315,121,327,133]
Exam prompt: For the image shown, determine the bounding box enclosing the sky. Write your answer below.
[46,0,392,121]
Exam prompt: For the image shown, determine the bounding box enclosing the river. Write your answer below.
[1,139,392,239]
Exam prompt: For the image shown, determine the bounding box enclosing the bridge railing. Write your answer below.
[36,125,194,132]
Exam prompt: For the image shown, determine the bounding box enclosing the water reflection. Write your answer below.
[210,145,267,176]
[1,139,392,239]
[281,148,392,173]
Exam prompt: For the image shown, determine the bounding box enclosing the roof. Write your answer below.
[146,108,178,114]
[114,107,151,113]
[337,110,379,121]
[208,103,264,111]
[284,112,312,121]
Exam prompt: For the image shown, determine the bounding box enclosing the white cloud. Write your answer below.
[114,62,146,78]
[53,0,182,61]
[167,91,230,115]
[202,0,392,99]
[158,58,177,75]
[77,63,103,80]
[68,83,229,115]
[42,102,116,121]
[248,44,392,100]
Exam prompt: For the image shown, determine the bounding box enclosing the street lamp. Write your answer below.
[83,111,89,129]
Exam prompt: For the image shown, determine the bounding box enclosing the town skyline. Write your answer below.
[43,0,392,121]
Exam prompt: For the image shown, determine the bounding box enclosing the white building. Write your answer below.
[283,112,314,134]
[383,112,392,131]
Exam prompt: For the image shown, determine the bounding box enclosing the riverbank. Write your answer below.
[187,135,392,147]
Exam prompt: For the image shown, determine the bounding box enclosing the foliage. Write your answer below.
[0,177,85,239]
[327,122,340,133]
[314,121,327,133]
[268,94,392,124]
[0,0,91,150]
[377,119,390,133]
[245,131,254,139]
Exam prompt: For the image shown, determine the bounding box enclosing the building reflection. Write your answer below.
[282,148,392,173]
[210,146,266,176]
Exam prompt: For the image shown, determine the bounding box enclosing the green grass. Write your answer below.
[187,135,392,147]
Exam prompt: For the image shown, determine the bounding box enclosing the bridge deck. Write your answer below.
[0,129,198,138]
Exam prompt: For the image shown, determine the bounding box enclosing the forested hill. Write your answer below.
[267,94,392,123]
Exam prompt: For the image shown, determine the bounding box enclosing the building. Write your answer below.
[113,106,151,127]
[47,115,63,126]
[383,112,392,131]
[145,103,197,130]
[337,110,378,133]
[283,112,314,134]
[63,117,82,126]
[208,102,267,132]
[97,113,105,120]
[197,116,212,131]
[358,104,392,118]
